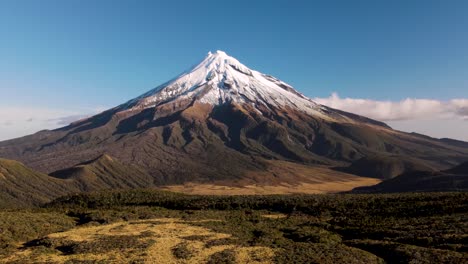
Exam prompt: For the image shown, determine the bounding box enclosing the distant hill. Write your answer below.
[50,154,154,192]
[0,155,154,207]
[444,161,468,174]
[439,138,468,148]
[337,154,435,180]
[0,159,71,207]
[352,161,468,193]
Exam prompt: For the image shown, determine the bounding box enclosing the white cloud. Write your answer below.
[314,93,468,141]
[0,106,105,141]
[314,93,468,121]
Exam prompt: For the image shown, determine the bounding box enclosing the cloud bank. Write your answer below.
[314,93,468,122]
[314,93,468,141]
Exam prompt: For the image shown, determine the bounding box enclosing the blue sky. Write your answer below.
[1,0,468,140]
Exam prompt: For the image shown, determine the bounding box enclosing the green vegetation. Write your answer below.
[0,210,75,253]
[1,191,467,263]
[172,242,194,260]
[207,249,236,264]
[0,159,70,207]
[41,234,154,255]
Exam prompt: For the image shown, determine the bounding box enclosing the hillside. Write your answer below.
[0,159,71,207]
[337,154,435,180]
[50,154,154,192]
[0,155,153,207]
[352,161,468,193]
[444,161,468,174]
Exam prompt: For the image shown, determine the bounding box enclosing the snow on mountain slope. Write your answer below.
[122,50,331,119]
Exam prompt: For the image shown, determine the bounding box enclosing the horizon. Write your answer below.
[1,0,468,141]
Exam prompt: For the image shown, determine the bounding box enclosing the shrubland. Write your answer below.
[1,191,466,263]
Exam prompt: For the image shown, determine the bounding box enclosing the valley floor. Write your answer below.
[159,177,380,195]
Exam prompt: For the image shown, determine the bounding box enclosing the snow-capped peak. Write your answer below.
[124,50,326,117]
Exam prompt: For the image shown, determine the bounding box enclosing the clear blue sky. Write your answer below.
[1,0,467,110]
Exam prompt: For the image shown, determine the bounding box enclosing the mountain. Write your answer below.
[352,161,468,193]
[0,51,467,190]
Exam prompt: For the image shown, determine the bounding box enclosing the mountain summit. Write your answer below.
[114,50,382,129]
[0,51,467,191]
[122,50,326,118]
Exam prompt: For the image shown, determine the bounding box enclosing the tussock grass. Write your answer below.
[2,218,275,263]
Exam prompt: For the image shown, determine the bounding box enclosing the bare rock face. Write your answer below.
[0,51,467,187]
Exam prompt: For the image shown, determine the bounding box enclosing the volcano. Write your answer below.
[1,51,467,193]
